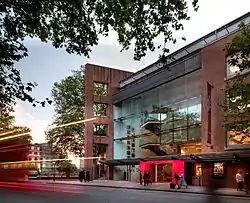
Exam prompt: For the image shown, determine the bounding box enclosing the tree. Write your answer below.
[0,114,32,147]
[0,114,14,129]
[46,70,84,156]
[224,22,250,144]
[0,0,199,113]
[0,114,32,163]
[56,160,78,178]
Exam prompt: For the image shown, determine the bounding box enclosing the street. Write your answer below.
[0,182,249,203]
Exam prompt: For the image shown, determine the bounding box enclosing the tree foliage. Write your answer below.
[56,160,78,178]
[46,70,84,156]
[0,114,14,129]
[0,0,198,113]
[224,22,250,131]
[0,114,32,159]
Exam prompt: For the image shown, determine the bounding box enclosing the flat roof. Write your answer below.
[119,12,250,88]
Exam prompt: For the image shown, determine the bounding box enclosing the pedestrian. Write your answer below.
[245,172,250,194]
[236,170,244,191]
[144,171,148,186]
[139,171,143,185]
[82,170,86,182]
[180,174,187,188]
[86,171,90,182]
[174,172,180,189]
[148,171,152,185]
[79,170,83,182]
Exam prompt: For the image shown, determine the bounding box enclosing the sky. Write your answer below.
[12,0,250,144]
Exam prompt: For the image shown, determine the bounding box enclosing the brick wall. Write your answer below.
[201,35,234,153]
[84,63,132,179]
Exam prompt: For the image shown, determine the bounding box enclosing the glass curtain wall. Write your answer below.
[161,70,201,146]
[113,69,201,157]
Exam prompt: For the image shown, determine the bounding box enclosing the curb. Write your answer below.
[46,182,250,198]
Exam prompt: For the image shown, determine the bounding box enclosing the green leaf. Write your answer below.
[1,0,198,113]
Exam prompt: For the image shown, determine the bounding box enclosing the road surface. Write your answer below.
[0,182,249,203]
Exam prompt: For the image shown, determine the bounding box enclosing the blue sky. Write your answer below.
[12,0,250,143]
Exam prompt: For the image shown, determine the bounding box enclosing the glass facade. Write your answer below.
[114,70,201,159]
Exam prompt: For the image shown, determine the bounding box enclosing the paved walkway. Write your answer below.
[36,180,250,197]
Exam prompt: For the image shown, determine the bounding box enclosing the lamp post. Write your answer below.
[52,161,56,182]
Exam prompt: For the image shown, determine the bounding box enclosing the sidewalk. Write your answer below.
[41,180,250,198]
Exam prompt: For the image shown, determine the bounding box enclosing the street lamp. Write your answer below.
[52,161,56,182]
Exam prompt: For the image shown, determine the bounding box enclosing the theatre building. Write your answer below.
[102,12,250,188]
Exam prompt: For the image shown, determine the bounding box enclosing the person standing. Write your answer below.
[82,170,86,182]
[148,171,152,185]
[236,170,244,191]
[144,171,148,186]
[174,172,180,189]
[79,170,83,182]
[86,171,90,182]
[139,171,143,185]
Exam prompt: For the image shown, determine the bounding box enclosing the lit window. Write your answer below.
[93,82,108,96]
[93,103,108,116]
[228,127,250,145]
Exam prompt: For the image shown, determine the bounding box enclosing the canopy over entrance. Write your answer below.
[103,150,250,166]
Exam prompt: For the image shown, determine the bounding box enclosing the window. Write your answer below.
[93,103,108,116]
[93,82,108,96]
[207,82,212,144]
[213,162,224,178]
[93,124,108,136]
[226,55,249,78]
[228,127,250,145]
[126,125,131,135]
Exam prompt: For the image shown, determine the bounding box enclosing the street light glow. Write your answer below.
[52,117,97,129]
[0,117,97,142]
[0,130,18,137]
[0,132,30,142]
[0,156,103,165]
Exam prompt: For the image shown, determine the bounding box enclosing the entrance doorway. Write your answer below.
[139,160,184,183]
[184,162,195,185]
